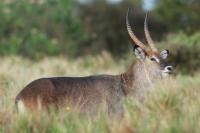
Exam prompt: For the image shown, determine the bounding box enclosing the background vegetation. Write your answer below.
[0,0,200,132]
[0,0,199,74]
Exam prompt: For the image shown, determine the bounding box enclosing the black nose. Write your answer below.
[166,66,173,71]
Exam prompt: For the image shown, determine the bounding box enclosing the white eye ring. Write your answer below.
[150,57,156,61]
[150,56,160,63]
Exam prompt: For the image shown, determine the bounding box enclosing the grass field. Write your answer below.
[0,54,200,133]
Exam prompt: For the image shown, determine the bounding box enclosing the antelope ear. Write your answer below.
[160,49,169,59]
[134,46,146,59]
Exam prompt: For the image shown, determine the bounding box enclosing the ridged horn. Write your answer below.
[144,13,158,52]
[126,8,147,51]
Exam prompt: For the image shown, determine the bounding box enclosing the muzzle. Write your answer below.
[162,65,173,74]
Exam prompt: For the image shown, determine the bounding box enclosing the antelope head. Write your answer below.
[126,9,173,80]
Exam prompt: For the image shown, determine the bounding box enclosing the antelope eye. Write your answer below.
[150,57,156,61]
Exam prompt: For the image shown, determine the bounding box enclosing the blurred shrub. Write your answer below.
[154,0,200,33]
[159,32,200,75]
[0,0,87,59]
[0,0,168,59]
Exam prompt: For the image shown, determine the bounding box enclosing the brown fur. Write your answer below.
[15,11,173,115]
[15,57,168,116]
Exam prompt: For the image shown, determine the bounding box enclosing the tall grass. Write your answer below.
[0,54,200,133]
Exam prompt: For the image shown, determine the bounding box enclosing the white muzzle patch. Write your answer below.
[162,66,173,76]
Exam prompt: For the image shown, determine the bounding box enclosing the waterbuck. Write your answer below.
[15,9,173,115]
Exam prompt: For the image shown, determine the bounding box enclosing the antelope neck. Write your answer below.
[141,61,153,87]
[120,60,154,96]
